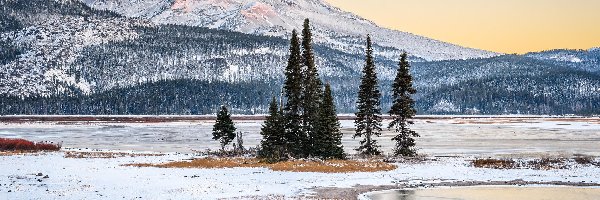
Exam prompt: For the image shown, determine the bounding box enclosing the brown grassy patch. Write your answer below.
[472,157,585,170]
[125,157,397,173]
[472,158,517,169]
[64,151,165,159]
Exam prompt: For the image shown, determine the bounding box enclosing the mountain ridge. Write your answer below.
[82,0,499,61]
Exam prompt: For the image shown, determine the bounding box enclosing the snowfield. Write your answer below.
[1,152,600,199]
[1,116,600,199]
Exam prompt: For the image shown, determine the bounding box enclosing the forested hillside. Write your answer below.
[1,0,599,115]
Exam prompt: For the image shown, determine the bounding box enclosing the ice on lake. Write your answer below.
[1,117,599,156]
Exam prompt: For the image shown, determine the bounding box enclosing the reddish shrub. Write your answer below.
[35,142,61,151]
[0,138,61,151]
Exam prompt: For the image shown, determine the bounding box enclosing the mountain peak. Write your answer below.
[240,2,278,23]
[171,0,193,13]
[84,0,498,61]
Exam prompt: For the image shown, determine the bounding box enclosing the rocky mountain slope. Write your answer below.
[81,0,499,61]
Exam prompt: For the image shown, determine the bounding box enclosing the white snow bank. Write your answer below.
[1,153,599,199]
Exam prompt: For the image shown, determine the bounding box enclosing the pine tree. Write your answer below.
[282,30,305,158]
[212,105,236,151]
[354,35,383,156]
[259,97,286,162]
[300,18,323,157]
[389,52,419,157]
[314,83,345,159]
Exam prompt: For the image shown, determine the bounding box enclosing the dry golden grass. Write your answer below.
[472,158,517,169]
[125,157,397,173]
[64,151,165,159]
[472,157,581,170]
[268,159,396,173]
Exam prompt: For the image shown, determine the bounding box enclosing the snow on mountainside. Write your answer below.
[1,18,144,97]
[0,0,146,97]
[82,0,499,61]
[524,48,600,72]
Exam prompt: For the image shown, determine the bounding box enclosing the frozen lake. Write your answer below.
[1,117,599,156]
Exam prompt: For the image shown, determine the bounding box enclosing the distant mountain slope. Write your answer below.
[525,48,600,72]
[81,0,499,61]
[412,55,600,114]
[1,0,599,115]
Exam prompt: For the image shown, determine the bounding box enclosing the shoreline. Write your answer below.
[314,181,600,200]
[354,184,600,200]
[1,115,598,123]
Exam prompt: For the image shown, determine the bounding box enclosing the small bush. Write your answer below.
[528,158,567,170]
[471,157,593,170]
[574,156,600,167]
[0,138,61,152]
[574,156,593,165]
[472,158,517,169]
[196,147,258,157]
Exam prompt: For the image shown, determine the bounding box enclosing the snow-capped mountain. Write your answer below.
[82,0,499,61]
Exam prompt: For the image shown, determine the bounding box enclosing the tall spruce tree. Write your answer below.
[389,52,419,156]
[314,83,345,159]
[300,18,323,157]
[212,105,236,151]
[354,35,383,156]
[259,97,286,162]
[282,30,305,158]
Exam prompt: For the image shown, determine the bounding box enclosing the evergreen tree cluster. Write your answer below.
[0,38,20,65]
[260,28,421,159]
[0,12,22,32]
[0,79,277,115]
[354,36,419,157]
[259,19,344,161]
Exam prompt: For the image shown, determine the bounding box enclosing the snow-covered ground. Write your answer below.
[1,152,599,199]
[1,117,599,199]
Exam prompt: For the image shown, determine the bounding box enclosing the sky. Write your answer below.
[324,0,600,54]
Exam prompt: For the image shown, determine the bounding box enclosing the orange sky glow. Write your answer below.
[324,0,600,54]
